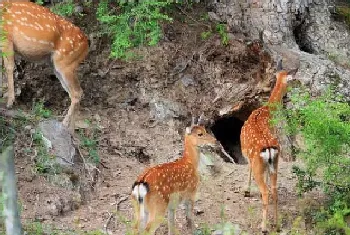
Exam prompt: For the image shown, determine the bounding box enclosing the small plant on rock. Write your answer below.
[32,101,52,120]
[78,119,101,165]
[216,23,229,45]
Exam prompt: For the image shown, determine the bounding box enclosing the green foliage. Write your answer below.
[97,0,172,60]
[194,223,211,235]
[292,165,321,196]
[337,6,350,27]
[35,0,44,5]
[23,221,105,235]
[0,117,15,152]
[315,206,350,235]
[195,205,242,235]
[201,31,212,40]
[216,23,228,45]
[51,0,75,17]
[78,119,100,164]
[32,130,61,174]
[272,87,350,233]
[25,222,45,235]
[289,216,307,235]
[32,101,52,120]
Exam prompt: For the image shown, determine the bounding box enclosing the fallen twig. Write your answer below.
[103,211,114,235]
[115,194,129,211]
[99,161,109,169]
[220,145,236,164]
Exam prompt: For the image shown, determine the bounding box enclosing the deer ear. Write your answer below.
[186,127,192,134]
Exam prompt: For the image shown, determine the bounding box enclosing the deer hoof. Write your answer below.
[244,191,251,197]
[261,230,268,234]
[272,224,281,232]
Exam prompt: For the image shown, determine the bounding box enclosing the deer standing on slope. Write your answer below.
[0,1,88,131]
[131,116,220,235]
[240,59,297,233]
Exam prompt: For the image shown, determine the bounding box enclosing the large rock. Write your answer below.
[149,97,187,121]
[292,50,350,97]
[38,120,76,170]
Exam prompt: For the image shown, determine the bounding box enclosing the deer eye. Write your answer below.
[198,133,203,137]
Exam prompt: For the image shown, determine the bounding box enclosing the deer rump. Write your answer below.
[249,107,280,174]
[260,146,279,173]
[132,181,149,226]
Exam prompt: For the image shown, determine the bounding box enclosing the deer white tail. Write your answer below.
[132,182,149,230]
[260,147,279,173]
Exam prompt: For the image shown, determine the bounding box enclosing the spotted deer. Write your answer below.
[240,59,297,233]
[131,116,220,235]
[0,1,88,131]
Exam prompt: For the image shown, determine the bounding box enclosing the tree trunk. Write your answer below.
[0,146,23,235]
[210,0,350,58]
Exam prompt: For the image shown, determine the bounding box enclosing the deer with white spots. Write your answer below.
[0,1,88,131]
[131,115,220,235]
[240,59,298,233]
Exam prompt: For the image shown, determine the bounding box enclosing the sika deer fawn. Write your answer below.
[240,59,297,233]
[131,116,220,235]
[0,1,88,131]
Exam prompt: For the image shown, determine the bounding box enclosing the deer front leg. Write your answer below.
[185,199,194,231]
[2,42,15,108]
[167,207,176,235]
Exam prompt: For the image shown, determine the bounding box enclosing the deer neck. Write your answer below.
[268,72,288,106]
[182,139,200,168]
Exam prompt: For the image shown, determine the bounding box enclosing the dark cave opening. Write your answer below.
[211,115,248,164]
[293,8,314,54]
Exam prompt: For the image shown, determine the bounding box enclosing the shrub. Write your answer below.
[272,87,350,233]
[51,0,75,17]
[97,0,172,60]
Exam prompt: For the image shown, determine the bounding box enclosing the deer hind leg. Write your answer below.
[244,158,252,197]
[52,53,83,132]
[270,159,280,231]
[144,200,167,235]
[131,196,141,234]
[1,41,15,108]
[252,159,269,233]
[184,197,195,231]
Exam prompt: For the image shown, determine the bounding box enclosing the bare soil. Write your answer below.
[6,4,325,235]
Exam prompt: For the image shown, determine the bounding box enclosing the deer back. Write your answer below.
[1,2,88,60]
[134,158,199,203]
[241,106,279,159]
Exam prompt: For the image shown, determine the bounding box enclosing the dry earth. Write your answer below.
[4,4,326,235]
